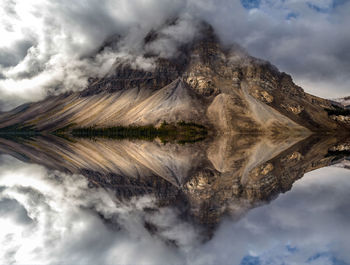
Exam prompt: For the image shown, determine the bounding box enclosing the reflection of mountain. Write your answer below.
[0,134,349,230]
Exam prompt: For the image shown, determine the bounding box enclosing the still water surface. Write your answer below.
[0,134,349,265]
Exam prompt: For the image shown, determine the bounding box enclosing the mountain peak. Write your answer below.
[0,23,350,134]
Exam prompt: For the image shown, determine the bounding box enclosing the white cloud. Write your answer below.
[0,0,188,110]
[0,155,197,265]
[192,166,350,265]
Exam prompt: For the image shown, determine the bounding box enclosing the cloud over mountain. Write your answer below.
[0,0,350,110]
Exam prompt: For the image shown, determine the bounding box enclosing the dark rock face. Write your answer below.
[81,58,182,97]
[83,169,181,201]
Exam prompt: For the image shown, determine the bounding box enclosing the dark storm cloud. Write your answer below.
[0,0,349,111]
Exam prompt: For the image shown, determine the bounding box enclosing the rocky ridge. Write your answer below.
[0,22,349,134]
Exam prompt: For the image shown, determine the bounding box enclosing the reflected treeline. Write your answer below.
[0,133,349,237]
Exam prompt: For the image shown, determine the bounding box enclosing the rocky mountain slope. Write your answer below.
[0,23,349,134]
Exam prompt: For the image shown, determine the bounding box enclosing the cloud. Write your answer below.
[0,0,350,110]
[0,0,187,110]
[0,155,199,265]
[190,166,350,265]
[1,153,350,265]
[194,0,350,98]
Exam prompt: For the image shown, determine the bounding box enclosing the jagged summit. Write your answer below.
[83,21,223,96]
[0,21,349,134]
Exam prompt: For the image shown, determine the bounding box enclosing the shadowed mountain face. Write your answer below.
[0,23,349,133]
[0,134,349,233]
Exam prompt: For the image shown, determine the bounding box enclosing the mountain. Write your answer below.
[0,22,349,134]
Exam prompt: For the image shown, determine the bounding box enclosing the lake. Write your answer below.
[0,134,349,265]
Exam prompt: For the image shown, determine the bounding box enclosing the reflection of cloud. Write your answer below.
[195,167,350,265]
[0,154,350,265]
[0,155,198,265]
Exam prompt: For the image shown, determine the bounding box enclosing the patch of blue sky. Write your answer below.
[332,0,349,8]
[307,0,349,13]
[286,12,298,20]
[242,0,349,13]
[286,245,298,253]
[239,246,349,265]
[306,252,349,265]
[240,255,261,265]
[307,2,330,13]
[241,0,261,9]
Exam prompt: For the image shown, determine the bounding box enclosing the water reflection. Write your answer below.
[0,134,349,264]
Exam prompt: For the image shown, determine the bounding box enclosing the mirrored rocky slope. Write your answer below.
[0,133,349,236]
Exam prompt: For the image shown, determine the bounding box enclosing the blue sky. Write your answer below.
[241,0,349,11]
[241,0,260,9]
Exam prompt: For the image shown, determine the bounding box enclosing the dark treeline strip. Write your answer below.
[0,124,39,140]
[325,105,350,116]
[72,125,159,140]
[70,121,208,143]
